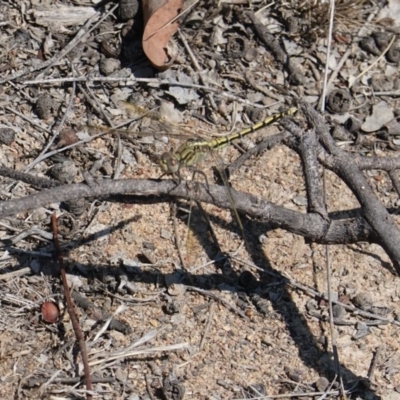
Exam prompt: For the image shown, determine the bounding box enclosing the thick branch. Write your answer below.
[0,178,378,245]
[299,129,328,218]
[301,102,400,273]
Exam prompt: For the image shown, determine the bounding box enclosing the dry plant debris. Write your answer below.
[1,0,400,399]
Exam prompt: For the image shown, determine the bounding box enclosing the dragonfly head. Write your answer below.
[159,149,180,174]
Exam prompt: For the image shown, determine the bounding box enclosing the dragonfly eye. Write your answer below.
[159,152,179,174]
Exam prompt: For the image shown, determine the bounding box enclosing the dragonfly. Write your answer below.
[155,106,297,258]
[158,107,298,176]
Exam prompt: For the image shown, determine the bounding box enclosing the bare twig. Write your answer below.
[145,374,157,400]
[349,35,396,88]
[23,76,266,108]
[5,106,49,141]
[186,285,249,320]
[0,166,58,188]
[71,291,132,334]
[282,272,400,327]
[89,342,190,367]
[51,213,93,399]
[26,376,115,388]
[172,202,188,269]
[200,300,214,349]
[319,2,345,395]
[0,5,118,84]
[299,129,328,219]
[232,389,350,399]
[367,345,384,381]
[319,0,335,113]
[178,29,217,109]
[25,80,77,173]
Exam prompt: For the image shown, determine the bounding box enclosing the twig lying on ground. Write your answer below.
[71,291,132,335]
[0,178,381,245]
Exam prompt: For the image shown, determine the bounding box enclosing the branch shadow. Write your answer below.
[0,211,384,399]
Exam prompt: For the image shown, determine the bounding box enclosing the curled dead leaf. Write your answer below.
[142,0,182,70]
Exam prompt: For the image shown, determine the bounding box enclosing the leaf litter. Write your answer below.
[1,0,400,399]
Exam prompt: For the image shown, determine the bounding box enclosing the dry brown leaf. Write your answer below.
[142,0,182,71]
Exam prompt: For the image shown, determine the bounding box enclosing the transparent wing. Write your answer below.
[116,100,212,139]
[85,124,188,140]
[85,101,188,140]
[172,107,298,254]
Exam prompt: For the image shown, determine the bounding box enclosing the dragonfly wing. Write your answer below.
[117,100,213,139]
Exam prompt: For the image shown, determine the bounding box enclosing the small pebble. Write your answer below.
[167,283,186,296]
[119,0,139,21]
[353,322,370,340]
[49,161,78,183]
[285,368,304,383]
[371,73,393,92]
[332,304,347,319]
[338,295,351,305]
[292,196,307,206]
[322,292,338,302]
[57,128,79,147]
[160,228,171,240]
[353,292,373,310]
[244,47,258,62]
[35,94,53,119]
[0,128,15,145]
[99,57,121,76]
[315,376,329,392]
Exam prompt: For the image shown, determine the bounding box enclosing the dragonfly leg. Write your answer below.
[189,167,210,192]
[156,170,181,185]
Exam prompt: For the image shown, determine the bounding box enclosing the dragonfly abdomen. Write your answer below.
[208,107,298,151]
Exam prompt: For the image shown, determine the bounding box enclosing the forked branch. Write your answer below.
[1,102,400,272]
